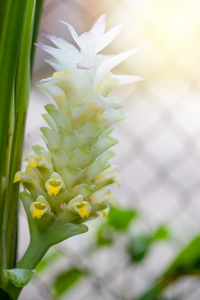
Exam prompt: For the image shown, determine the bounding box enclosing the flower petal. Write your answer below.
[41,33,79,56]
[95,45,146,89]
[35,44,77,73]
[44,58,65,72]
[99,74,144,96]
[89,187,115,207]
[96,23,122,52]
[89,14,106,37]
[59,20,79,46]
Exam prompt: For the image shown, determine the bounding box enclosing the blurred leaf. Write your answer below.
[137,236,200,300]
[4,268,36,288]
[128,234,151,263]
[35,249,63,274]
[53,268,84,297]
[0,287,11,299]
[96,223,115,247]
[153,226,169,241]
[108,207,137,231]
[136,286,163,300]
[128,226,170,264]
[164,236,200,277]
[30,0,44,72]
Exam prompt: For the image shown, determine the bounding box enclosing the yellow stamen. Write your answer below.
[30,196,50,219]
[45,173,65,196]
[49,186,60,196]
[13,177,21,183]
[27,162,38,169]
[77,206,89,218]
[32,208,43,219]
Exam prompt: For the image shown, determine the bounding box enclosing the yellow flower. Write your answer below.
[45,172,65,196]
[68,195,91,219]
[93,166,121,188]
[24,153,39,169]
[13,171,24,183]
[89,187,115,207]
[30,196,51,219]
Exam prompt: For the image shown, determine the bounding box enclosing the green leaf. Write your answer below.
[153,226,169,241]
[164,235,200,277]
[0,286,11,299]
[137,236,200,300]
[5,0,37,271]
[136,286,165,300]
[35,249,63,274]
[128,226,170,264]
[128,235,151,263]
[53,268,84,297]
[30,0,44,72]
[108,207,137,231]
[4,269,36,288]
[96,223,115,247]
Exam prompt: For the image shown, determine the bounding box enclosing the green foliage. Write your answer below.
[108,206,137,231]
[96,223,115,247]
[96,206,137,247]
[53,268,84,297]
[128,234,152,263]
[4,269,36,288]
[153,226,169,241]
[0,286,11,299]
[35,249,63,274]
[127,226,170,263]
[137,235,200,300]
[164,235,200,277]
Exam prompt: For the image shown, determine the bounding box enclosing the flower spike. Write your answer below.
[14,15,143,249]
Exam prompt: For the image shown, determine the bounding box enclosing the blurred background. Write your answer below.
[18,0,200,299]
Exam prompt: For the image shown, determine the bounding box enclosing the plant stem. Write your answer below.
[8,236,50,300]
[0,0,28,289]
[5,0,36,271]
[17,237,49,270]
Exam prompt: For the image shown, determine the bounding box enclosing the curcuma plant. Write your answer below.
[3,14,143,299]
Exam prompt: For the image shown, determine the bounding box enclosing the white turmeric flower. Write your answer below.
[14,15,143,228]
[68,195,91,219]
[45,172,65,196]
[30,196,51,219]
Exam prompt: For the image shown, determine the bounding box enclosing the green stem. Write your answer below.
[8,236,50,300]
[17,237,49,270]
[0,0,28,289]
[5,0,36,271]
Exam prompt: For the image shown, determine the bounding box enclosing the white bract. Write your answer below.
[14,15,143,226]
